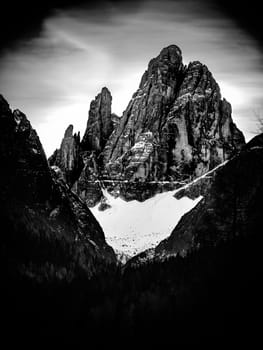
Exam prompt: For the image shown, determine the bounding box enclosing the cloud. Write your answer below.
[0,0,263,155]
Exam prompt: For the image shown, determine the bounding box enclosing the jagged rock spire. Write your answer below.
[82,86,113,152]
[49,44,246,205]
[102,45,245,184]
[49,124,82,186]
[64,124,74,138]
[103,45,185,165]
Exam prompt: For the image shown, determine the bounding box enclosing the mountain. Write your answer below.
[103,47,244,181]
[128,132,263,266]
[49,45,245,207]
[0,95,116,284]
[81,86,114,152]
[48,124,83,186]
[0,94,260,347]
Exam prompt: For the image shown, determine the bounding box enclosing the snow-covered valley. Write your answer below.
[91,188,202,258]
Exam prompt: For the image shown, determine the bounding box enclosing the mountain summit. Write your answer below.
[49,45,245,206]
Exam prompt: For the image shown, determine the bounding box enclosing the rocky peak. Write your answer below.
[0,94,12,114]
[244,132,263,149]
[49,44,245,206]
[102,45,244,191]
[139,44,183,90]
[82,86,113,152]
[49,124,82,186]
[178,61,219,97]
[102,46,185,167]
[164,59,245,177]
[64,124,74,137]
[0,95,116,282]
[0,101,52,204]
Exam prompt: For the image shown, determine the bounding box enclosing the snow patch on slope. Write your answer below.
[91,188,202,257]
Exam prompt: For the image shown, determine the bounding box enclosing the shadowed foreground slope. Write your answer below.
[0,94,116,284]
[1,94,262,346]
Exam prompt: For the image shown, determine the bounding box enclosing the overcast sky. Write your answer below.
[1,0,263,156]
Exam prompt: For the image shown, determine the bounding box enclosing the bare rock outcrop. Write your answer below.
[82,86,113,152]
[50,45,245,205]
[155,134,263,258]
[49,124,82,186]
[128,133,263,267]
[103,48,244,187]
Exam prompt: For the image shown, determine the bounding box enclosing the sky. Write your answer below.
[1,0,263,156]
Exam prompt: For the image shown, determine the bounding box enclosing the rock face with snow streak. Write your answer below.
[157,134,263,256]
[128,133,263,266]
[0,95,116,283]
[49,45,245,206]
[173,160,228,200]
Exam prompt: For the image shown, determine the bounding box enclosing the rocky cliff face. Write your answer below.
[157,134,263,255]
[73,85,113,205]
[0,95,116,283]
[49,124,82,186]
[49,45,245,206]
[72,150,103,207]
[82,86,113,152]
[103,45,184,174]
[128,133,263,266]
[49,87,115,207]
[103,47,244,183]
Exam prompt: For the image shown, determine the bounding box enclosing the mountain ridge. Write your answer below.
[49,44,245,207]
[0,94,116,282]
